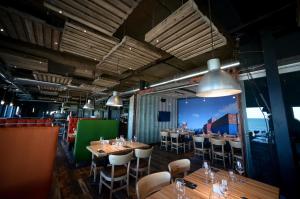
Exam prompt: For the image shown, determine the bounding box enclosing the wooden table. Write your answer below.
[86,141,149,157]
[147,168,279,199]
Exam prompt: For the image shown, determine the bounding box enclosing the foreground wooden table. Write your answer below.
[148,168,279,199]
[86,141,149,157]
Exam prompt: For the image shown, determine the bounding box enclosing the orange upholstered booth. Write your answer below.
[0,126,59,199]
[0,118,52,127]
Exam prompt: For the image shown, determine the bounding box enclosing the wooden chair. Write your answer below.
[168,159,190,181]
[160,131,170,151]
[99,151,133,199]
[89,141,101,182]
[193,136,211,160]
[136,171,171,199]
[130,147,153,183]
[229,140,243,165]
[170,133,185,154]
[210,138,230,168]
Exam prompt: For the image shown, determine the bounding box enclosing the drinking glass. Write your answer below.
[228,170,236,182]
[209,171,215,184]
[203,161,210,184]
[219,179,229,198]
[133,135,137,142]
[99,137,103,145]
[175,178,185,199]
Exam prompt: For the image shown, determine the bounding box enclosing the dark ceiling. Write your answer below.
[0,0,298,103]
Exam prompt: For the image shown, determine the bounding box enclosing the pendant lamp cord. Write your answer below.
[208,0,214,58]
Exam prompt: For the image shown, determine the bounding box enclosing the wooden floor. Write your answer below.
[53,141,219,199]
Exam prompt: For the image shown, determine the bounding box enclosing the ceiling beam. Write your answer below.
[0,35,97,71]
[179,88,196,94]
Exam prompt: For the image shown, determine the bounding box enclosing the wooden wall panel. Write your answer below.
[0,6,62,51]
[44,0,141,36]
[60,22,118,61]
[97,36,162,74]
[145,0,227,61]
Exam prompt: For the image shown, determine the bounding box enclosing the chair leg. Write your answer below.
[93,167,97,182]
[126,175,130,197]
[223,156,226,168]
[183,144,186,153]
[135,169,139,184]
[98,175,103,194]
[109,180,114,199]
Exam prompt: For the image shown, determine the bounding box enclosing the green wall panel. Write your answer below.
[73,120,119,163]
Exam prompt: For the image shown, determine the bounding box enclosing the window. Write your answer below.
[292,107,300,122]
[246,107,269,132]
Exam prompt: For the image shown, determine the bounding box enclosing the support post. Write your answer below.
[261,31,296,197]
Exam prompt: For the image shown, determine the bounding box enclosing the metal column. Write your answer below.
[261,31,296,197]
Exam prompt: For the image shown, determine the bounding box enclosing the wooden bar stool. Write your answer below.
[210,138,230,168]
[229,140,243,165]
[130,147,153,184]
[168,159,190,182]
[99,152,133,199]
[160,131,170,151]
[170,133,185,154]
[193,136,211,161]
[136,171,171,199]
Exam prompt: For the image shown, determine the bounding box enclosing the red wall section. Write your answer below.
[0,126,59,199]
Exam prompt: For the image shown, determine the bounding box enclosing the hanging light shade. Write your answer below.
[196,58,242,97]
[0,100,4,105]
[106,91,123,107]
[83,99,94,110]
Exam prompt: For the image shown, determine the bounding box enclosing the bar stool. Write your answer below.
[210,138,230,168]
[136,171,171,199]
[193,136,211,161]
[160,131,170,151]
[229,140,243,165]
[170,133,185,154]
[99,152,133,199]
[168,159,190,182]
[130,147,153,184]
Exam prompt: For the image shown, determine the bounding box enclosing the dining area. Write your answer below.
[0,0,299,198]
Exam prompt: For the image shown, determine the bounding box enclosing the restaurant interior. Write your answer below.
[0,0,299,198]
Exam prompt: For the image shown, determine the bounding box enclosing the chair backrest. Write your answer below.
[160,131,168,137]
[109,151,133,166]
[135,147,153,159]
[229,140,242,149]
[136,171,171,199]
[168,159,190,179]
[193,136,205,149]
[170,133,179,138]
[210,138,225,146]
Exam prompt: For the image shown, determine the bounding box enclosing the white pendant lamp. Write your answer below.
[83,99,94,110]
[196,58,242,97]
[106,91,123,107]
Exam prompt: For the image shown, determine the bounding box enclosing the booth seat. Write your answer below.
[0,126,59,199]
[0,118,53,127]
[66,117,97,143]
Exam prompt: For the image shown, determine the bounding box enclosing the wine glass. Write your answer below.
[175,178,185,199]
[235,160,245,182]
[203,161,210,183]
[219,179,229,198]
[209,171,215,184]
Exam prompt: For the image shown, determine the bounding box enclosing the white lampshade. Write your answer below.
[196,58,242,97]
[106,91,123,107]
[83,99,94,110]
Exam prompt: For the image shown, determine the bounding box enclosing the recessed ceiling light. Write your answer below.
[233,96,236,99]
[94,58,97,61]
[129,47,132,50]
[39,61,42,64]
[83,29,87,33]
[156,39,159,43]
[58,10,63,14]
[54,42,58,45]
[0,28,4,32]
